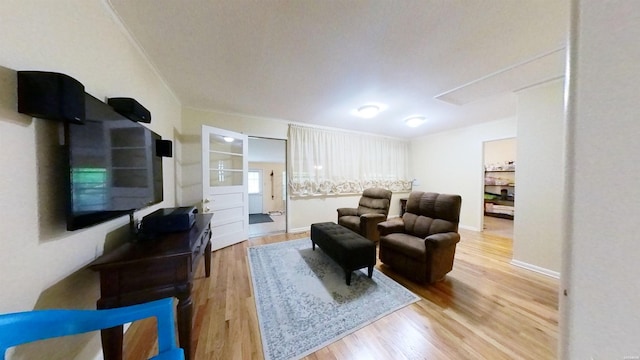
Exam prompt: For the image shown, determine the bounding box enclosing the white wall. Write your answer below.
[561,1,640,358]
[410,117,517,231]
[249,137,286,163]
[513,79,565,275]
[0,1,180,358]
[484,138,516,166]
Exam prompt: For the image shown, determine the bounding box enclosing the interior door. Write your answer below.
[202,126,248,251]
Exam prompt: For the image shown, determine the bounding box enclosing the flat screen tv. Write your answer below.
[65,93,163,230]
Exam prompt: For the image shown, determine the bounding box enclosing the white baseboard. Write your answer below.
[511,259,560,278]
[288,226,310,234]
[459,224,481,232]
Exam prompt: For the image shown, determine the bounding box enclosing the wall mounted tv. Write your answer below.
[65,93,163,230]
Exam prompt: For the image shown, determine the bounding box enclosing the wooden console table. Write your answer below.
[89,213,213,360]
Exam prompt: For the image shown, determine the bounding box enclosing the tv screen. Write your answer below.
[65,93,163,230]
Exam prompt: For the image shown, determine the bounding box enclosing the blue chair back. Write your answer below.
[0,297,183,360]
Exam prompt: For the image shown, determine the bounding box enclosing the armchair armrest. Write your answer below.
[377,218,405,236]
[360,213,388,242]
[424,232,460,249]
[337,207,358,217]
[360,213,386,221]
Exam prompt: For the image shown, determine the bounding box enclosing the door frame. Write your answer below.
[247,136,288,234]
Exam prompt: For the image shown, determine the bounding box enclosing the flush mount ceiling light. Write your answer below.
[356,105,381,119]
[223,136,234,142]
[404,116,426,128]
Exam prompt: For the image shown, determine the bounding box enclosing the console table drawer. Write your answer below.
[99,257,190,296]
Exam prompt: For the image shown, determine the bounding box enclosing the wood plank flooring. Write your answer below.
[123,228,559,359]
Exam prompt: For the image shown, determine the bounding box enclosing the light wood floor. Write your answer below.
[124,228,559,359]
[483,215,514,239]
[248,212,286,238]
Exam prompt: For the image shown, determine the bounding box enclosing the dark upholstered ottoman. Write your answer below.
[310,222,376,285]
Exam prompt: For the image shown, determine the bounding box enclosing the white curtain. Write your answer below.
[288,124,412,195]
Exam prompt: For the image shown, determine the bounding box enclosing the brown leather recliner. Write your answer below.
[378,191,462,283]
[337,188,392,242]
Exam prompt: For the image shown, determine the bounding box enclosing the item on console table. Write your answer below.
[139,206,198,236]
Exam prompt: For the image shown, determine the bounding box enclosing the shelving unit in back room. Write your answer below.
[484,165,515,220]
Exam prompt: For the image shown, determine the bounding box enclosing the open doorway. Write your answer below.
[248,137,286,237]
[483,138,516,239]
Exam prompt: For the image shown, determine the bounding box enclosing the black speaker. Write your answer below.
[156,139,173,157]
[17,71,85,123]
[108,97,151,123]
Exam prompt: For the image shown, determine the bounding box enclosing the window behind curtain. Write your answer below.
[288,124,411,195]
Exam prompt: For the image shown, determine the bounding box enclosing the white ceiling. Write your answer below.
[107,0,568,139]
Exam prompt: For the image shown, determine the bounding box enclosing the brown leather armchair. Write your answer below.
[377,191,462,283]
[337,187,392,242]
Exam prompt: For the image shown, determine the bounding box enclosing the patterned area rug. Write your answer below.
[247,238,420,360]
